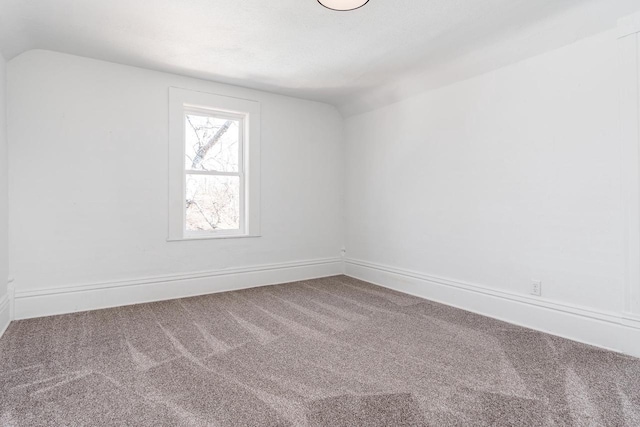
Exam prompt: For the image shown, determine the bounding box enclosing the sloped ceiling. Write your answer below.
[0,0,638,116]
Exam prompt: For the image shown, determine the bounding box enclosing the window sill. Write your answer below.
[167,234,261,242]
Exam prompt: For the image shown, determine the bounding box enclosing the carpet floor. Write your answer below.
[0,275,639,426]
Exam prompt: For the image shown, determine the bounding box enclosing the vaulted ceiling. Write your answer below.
[0,0,638,115]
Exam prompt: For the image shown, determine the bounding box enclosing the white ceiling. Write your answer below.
[0,0,638,116]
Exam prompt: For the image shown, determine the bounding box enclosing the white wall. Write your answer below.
[7,50,344,315]
[344,28,640,354]
[0,53,9,333]
[4,27,640,356]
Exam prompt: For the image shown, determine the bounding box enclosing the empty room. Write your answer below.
[1,0,640,425]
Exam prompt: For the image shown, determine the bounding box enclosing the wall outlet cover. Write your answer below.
[530,280,542,296]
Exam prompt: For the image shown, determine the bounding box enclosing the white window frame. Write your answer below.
[168,87,261,240]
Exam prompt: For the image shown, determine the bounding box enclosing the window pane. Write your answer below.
[185,114,240,172]
[186,175,241,231]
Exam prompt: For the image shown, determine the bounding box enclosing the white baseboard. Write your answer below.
[345,258,640,358]
[14,257,344,320]
[0,294,10,340]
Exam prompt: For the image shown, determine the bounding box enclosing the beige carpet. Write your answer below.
[1,275,639,426]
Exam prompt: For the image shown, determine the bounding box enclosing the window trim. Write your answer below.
[168,87,261,241]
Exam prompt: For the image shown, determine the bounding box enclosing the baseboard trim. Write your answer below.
[345,258,640,358]
[0,294,10,340]
[14,257,343,320]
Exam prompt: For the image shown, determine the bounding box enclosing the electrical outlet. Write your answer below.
[530,280,542,296]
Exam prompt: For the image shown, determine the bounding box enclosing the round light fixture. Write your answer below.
[317,0,369,11]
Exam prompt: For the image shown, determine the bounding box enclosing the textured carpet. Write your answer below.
[1,275,639,426]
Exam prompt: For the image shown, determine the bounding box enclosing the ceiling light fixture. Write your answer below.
[317,0,369,11]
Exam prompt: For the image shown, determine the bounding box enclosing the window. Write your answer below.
[169,88,260,240]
